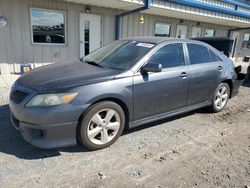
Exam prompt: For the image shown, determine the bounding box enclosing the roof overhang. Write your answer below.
[61,0,250,28]
[143,6,250,28]
[61,0,142,11]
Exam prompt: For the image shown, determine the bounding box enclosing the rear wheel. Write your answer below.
[210,83,230,113]
[78,101,125,150]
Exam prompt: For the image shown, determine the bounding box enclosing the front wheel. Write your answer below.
[78,101,125,150]
[210,83,230,113]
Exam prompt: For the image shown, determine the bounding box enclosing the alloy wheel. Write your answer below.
[214,85,229,110]
[87,108,121,145]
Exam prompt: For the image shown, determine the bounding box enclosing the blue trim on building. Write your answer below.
[219,0,250,10]
[168,0,250,19]
[115,0,250,39]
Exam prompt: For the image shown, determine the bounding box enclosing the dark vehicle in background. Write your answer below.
[9,37,244,150]
[191,37,233,57]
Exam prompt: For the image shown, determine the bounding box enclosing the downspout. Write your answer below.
[115,0,151,40]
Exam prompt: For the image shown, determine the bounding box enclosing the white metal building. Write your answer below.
[0,0,249,74]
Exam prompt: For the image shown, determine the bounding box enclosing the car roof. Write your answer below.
[121,36,224,54]
[121,36,203,45]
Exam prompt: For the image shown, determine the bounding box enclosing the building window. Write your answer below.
[242,33,250,49]
[155,23,171,37]
[30,8,66,44]
[205,29,215,37]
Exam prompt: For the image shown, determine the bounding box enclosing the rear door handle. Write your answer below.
[217,66,223,71]
[179,72,188,78]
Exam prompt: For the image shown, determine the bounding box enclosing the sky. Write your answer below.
[31,9,64,26]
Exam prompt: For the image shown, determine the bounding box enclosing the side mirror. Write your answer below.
[141,63,162,73]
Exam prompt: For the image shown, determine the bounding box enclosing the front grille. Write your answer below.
[10,90,29,104]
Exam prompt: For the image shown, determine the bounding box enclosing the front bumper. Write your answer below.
[10,112,78,149]
[8,83,89,149]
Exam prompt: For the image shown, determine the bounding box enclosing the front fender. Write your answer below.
[70,77,134,121]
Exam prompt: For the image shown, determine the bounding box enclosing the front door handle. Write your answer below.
[217,66,223,71]
[179,72,188,78]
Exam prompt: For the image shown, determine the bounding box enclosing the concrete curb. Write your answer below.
[0,87,10,104]
[0,75,7,88]
[0,74,19,104]
[0,74,20,88]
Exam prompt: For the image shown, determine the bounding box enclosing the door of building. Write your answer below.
[176,25,187,39]
[230,31,239,59]
[80,14,101,58]
[191,27,202,37]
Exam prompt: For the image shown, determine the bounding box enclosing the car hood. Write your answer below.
[17,61,123,93]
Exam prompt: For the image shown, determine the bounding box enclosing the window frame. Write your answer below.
[242,33,250,49]
[185,43,212,65]
[154,22,171,37]
[29,7,67,46]
[205,29,215,37]
[191,26,202,37]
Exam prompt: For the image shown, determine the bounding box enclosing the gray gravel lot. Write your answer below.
[0,87,9,104]
[0,79,249,188]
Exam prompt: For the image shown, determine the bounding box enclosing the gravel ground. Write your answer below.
[0,87,10,104]
[0,74,249,188]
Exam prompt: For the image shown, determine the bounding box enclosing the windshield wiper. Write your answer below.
[85,60,103,68]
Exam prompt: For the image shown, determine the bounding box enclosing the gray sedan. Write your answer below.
[9,37,243,150]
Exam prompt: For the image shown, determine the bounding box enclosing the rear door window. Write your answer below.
[187,43,211,65]
[148,43,185,68]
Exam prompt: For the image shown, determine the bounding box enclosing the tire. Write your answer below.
[78,101,125,150]
[209,83,230,113]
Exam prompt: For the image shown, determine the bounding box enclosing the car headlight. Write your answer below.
[26,93,78,107]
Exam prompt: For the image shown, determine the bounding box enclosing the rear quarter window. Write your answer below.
[187,43,211,65]
[209,50,222,62]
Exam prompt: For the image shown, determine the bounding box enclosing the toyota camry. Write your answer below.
[9,37,243,150]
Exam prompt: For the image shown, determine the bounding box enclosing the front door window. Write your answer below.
[148,43,185,68]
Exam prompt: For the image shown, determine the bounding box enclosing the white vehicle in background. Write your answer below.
[247,63,250,80]
[192,37,248,81]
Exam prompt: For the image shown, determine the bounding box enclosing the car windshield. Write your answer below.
[83,40,155,70]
